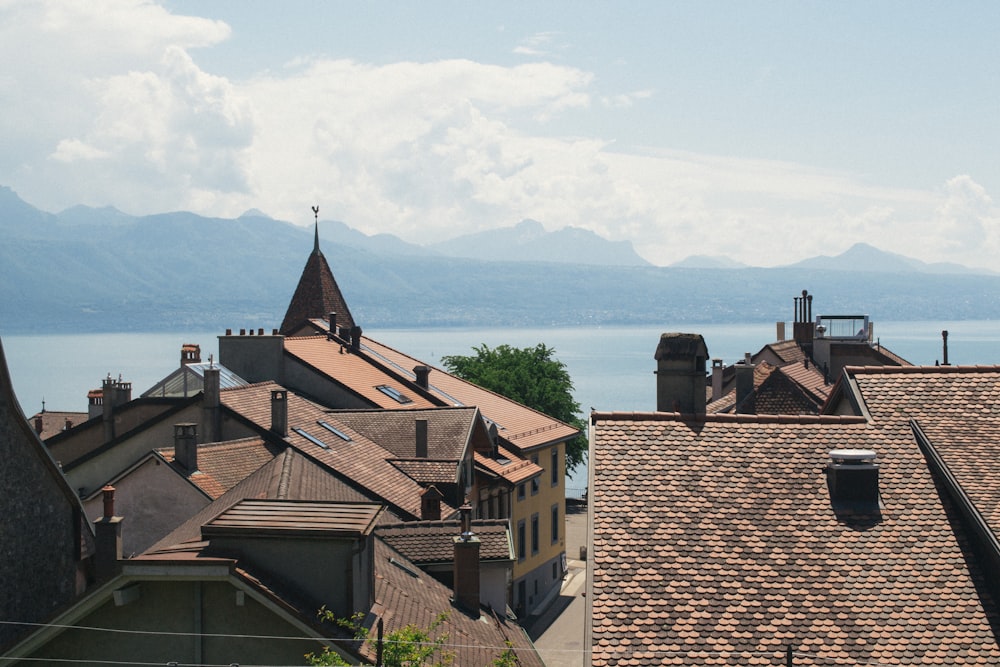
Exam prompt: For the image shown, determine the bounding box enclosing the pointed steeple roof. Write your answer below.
[279,210,356,336]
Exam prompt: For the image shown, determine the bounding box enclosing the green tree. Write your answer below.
[442,343,587,471]
[306,611,453,666]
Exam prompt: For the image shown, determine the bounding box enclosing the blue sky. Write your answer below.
[2,1,999,268]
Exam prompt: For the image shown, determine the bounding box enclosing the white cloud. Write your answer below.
[3,0,1000,274]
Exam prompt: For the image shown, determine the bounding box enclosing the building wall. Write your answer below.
[22,580,329,666]
[48,402,179,470]
[510,441,566,616]
[65,403,205,497]
[0,387,84,651]
[218,334,286,386]
[81,458,210,557]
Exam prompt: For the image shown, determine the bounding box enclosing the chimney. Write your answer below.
[413,365,431,390]
[654,333,708,414]
[202,364,221,443]
[329,312,337,337]
[942,330,950,366]
[64,417,72,431]
[421,485,443,521]
[181,343,201,366]
[415,419,428,458]
[826,449,880,511]
[453,504,480,617]
[776,321,786,342]
[88,388,103,419]
[710,359,724,402]
[271,389,288,437]
[350,325,363,353]
[734,353,755,414]
[792,289,815,348]
[173,423,198,471]
[94,485,123,581]
[33,415,43,435]
[102,376,115,442]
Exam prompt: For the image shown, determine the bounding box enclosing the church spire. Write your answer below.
[312,205,320,255]
[279,206,356,336]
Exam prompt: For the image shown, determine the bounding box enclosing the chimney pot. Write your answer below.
[413,365,431,390]
[271,389,288,437]
[102,485,116,518]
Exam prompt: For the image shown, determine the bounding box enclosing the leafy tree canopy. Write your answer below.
[442,343,587,471]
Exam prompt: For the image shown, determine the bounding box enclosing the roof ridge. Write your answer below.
[591,411,868,424]
[846,364,1000,375]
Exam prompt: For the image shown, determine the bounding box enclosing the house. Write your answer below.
[218,220,579,616]
[3,493,544,667]
[706,289,910,414]
[0,337,95,651]
[586,333,1000,666]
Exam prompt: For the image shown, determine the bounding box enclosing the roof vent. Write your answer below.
[827,449,880,511]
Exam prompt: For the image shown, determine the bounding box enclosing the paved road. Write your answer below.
[526,502,587,667]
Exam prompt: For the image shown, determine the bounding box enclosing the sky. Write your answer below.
[2,1,999,269]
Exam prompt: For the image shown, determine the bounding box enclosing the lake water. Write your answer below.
[4,320,999,498]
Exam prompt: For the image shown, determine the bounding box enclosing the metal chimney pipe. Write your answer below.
[942,330,949,366]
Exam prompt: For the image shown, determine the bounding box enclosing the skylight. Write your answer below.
[292,427,329,450]
[376,385,413,404]
[318,420,352,441]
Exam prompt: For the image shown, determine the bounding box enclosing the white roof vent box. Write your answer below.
[827,449,881,513]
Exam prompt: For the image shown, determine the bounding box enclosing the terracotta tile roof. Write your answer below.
[475,445,543,485]
[158,436,282,499]
[283,336,439,409]
[360,336,580,452]
[589,410,1000,666]
[149,448,407,552]
[778,360,831,403]
[373,539,543,667]
[219,382,435,519]
[279,234,355,335]
[376,519,513,563]
[331,406,478,461]
[757,339,807,365]
[388,459,458,485]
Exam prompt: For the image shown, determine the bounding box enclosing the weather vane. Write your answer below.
[312,205,319,224]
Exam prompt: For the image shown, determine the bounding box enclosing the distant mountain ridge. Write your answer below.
[3,186,1000,334]
[781,242,989,275]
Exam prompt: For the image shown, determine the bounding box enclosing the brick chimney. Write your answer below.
[202,363,221,443]
[710,358,724,402]
[94,486,123,581]
[734,353,755,414]
[654,333,708,414]
[413,365,431,390]
[271,389,288,437]
[33,415,43,435]
[173,423,198,471]
[415,418,428,458]
[827,449,880,511]
[421,485,443,520]
[181,343,201,366]
[452,504,480,617]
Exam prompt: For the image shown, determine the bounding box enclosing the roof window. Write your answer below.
[318,420,352,441]
[376,385,413,404]
[292,427,329,450]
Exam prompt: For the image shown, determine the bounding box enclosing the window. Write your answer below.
[517,520,526,561]
[517,483,525,501]
[551,503,560,543]
[551,447,559,486]
[292,427,329,450]
[375,385,413,404]
[317,420,351,441]
[531,514,539,555]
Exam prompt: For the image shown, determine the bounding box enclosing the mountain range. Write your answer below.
[2,185,1000,334]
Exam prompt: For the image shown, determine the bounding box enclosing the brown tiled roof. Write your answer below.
[284,336,439,409]
[360,336,580,452]
[26,411,89,440]
[219,382,434,519]
[148,448,406,552]
[376,519,513,563]
[331,406,477,461]
[373,539,542,666]
[158,436,282,499]
[279,232,355,335]
[778,360,831,403]
[475,445,543,484]
[388,459,458,485]
[753,367,825,415]
[590,410,1000,666]
[757,339,807,365]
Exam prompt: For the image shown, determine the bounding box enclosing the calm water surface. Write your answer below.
[5,321,999,497]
